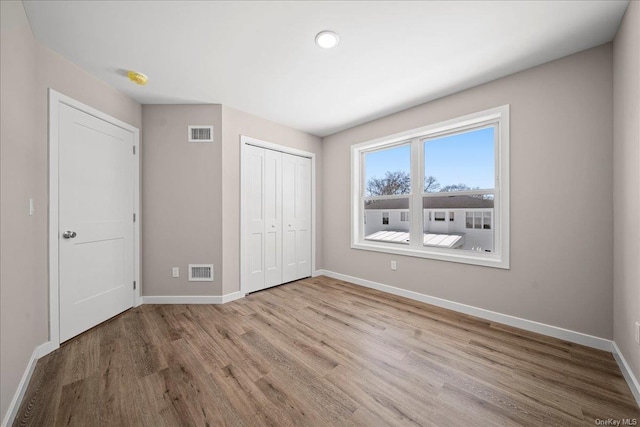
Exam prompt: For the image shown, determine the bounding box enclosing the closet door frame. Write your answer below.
[240,135,316,295]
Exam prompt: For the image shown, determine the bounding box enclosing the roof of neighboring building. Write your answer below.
[364,195,494,210]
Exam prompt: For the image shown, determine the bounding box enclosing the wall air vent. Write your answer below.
[188,264,214,282]
[188,126,214,142]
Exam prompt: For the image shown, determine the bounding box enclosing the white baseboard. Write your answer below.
[221,291,245,303]
[315,269,613,352]
[1,341,52,427]
[612,342,640,407]
[142,292,245,305]
[36,340,58,358]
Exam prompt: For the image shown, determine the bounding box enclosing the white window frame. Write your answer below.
[351,105,510,269]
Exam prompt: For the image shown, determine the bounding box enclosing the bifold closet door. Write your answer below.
[282,153,312,283]
[244,145,311,293]
[244,145,283,293]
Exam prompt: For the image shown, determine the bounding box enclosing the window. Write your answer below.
[362,144,411,244]
[484,212,492,229]
[351,105,509,269]
[465,210,493,230]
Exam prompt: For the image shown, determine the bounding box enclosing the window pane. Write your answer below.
[474,212,482,229]
[423,194,494,252]
[424,127,495,193]
[365,145,411,196]
[364,198,410,244]
[483,212,492,230]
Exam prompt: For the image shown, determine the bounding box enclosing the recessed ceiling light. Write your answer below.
[315,31,339,49]
[127,70,148,85]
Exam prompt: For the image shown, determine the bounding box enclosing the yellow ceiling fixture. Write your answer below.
[127,70,148,85]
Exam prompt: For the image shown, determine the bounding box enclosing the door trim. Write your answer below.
[240,135,316,295]
[48,89,141,351]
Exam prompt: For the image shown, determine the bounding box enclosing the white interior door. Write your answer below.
[58,103,135,342]
[282,153,312,283]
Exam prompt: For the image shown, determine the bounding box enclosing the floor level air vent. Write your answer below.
[188,264,214,282]
[188,126,214,142]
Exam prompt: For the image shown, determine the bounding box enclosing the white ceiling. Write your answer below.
[23,1,628,137]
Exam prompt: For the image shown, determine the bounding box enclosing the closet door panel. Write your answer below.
[295,156,312,278]
[245,146,265,293]
[283,153,312,282]
[264,149,283,287]
[282,154,298,283]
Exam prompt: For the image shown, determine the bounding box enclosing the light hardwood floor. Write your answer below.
[14,276,639,426]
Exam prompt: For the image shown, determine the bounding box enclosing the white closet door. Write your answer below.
[245,145,266,293]
[263,149,283,287]
[282,153,312,282]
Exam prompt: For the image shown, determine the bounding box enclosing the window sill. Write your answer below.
[351,241,509,269]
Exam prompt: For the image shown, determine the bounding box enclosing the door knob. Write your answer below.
[62,231,77,239]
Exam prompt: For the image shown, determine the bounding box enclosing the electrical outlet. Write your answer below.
[172,267,179,278]
[635,322,639,345]
[391,260,397,271]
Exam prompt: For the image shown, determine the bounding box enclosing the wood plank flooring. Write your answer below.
[15,276,639,426]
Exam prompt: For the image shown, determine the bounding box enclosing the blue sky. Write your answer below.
[365,127,495,192]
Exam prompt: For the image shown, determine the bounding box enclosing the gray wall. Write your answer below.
[613,1,640,383]
[0,1,141,419]
[0,2,41,418]
[142,105,223,296]
[221,106,323,295]
[322,44,614,339]
[141,105,322,297]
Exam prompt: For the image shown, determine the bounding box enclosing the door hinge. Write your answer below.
[133,146,136,155]
[133,281,137,290]
[133,213,136,223]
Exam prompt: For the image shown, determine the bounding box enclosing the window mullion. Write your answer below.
[493,122,501,256]
[410,138,422,248]
[357,150,366,243]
